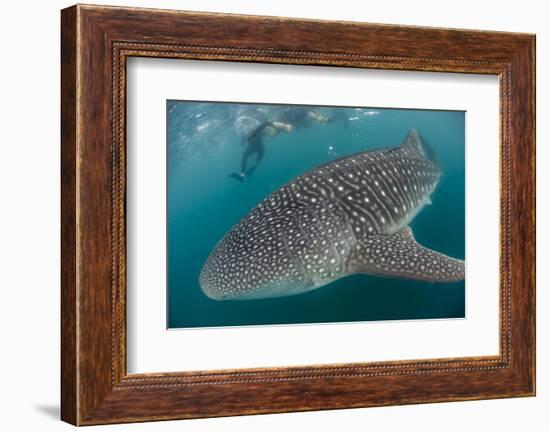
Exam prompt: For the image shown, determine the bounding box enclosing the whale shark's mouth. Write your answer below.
[200,262,318,301]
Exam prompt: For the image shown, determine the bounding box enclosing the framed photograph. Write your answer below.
[165,102,467,327]
[61,4,536,425]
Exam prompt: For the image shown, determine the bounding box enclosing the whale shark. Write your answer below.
[200,129,465,300]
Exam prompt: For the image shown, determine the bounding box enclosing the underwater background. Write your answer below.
[167,101,465,329]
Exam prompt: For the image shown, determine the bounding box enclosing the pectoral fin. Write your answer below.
[349,226,464,282]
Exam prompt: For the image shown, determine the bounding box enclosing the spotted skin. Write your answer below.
[200,129,465,300]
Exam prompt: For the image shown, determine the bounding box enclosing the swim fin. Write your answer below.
[229,173,245,182]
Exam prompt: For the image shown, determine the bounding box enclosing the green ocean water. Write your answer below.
[167,101,465,329]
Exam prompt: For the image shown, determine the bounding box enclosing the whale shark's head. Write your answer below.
[199,208,317,301]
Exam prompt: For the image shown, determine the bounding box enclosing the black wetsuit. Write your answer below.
[229,109,319,182]
[239,121,271,177]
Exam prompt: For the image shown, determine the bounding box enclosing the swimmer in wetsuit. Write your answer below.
[228,108,330,182]
[229,120,292,181]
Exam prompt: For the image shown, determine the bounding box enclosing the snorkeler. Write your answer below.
[277,107,331,130]
[325,108,350,127]
[229,120,292,182]
[229,108,332,182]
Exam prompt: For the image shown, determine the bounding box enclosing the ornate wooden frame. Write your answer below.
[61,4,535,425]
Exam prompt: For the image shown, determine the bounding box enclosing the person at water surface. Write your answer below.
[230,107,332,181]
[277,106,331,130]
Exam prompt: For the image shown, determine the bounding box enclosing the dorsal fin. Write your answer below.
[400,129,425,159]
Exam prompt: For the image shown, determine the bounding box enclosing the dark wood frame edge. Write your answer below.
[61,4,535,426]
